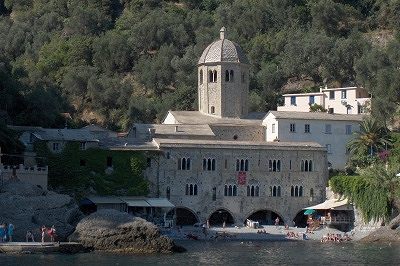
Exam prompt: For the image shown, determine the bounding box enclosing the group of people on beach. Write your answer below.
[320,233,352,243]
[25,225,56,243]
[0,223,14,242]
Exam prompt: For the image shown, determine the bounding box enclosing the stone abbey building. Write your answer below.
[118,28,329,226]
[7,28,329,226]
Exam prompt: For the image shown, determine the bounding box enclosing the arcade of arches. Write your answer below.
[168,207,309,227]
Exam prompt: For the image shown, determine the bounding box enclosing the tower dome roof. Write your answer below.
[198,27,249,65]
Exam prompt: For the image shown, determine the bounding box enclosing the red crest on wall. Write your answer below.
[237,171,247,185]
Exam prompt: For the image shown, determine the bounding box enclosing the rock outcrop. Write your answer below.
[0,180,83,241]
[68,209,184,253]
[360,226,400,243]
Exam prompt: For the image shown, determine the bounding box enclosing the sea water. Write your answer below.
[1,240,400,265]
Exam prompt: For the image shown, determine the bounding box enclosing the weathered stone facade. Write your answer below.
[132,28,329,226]
[146,141,327,225]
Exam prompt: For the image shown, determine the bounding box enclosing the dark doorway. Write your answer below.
[171,207,199,226]
[293,211,308,228]
[209,209,234,226]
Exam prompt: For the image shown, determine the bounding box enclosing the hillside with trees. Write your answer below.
[1,0,400,130]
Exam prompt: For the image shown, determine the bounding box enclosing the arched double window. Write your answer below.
[236,159,249,171]
[291,185,303,197]
[209,70,218,83]
[225,70,234,82]
[185,184,198,196]
[178,157,191,170]
[224,184,237,196]
[301,160,313,172]
[247,185,260,197]
[270,186,281,197]
[268,159,281,172]
[203,158,216,171]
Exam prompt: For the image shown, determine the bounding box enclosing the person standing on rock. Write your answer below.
[3,223,8,242]
[0,223,5,242]
[48,225,56,242]
[26,230,35,242]
[41,225,46,243]
[8,223,14,242]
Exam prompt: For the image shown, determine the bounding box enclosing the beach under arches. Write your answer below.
[170,207,199,226]
[208,209,235,226]
[245,210,284,226]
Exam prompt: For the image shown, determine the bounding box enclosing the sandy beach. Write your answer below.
[162,225,372,242]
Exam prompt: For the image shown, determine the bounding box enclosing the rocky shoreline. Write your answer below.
[68,209,185,253]
[0,180,82,242]
[359,226,400,243]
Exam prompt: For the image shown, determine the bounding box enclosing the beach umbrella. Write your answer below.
[304,209,316,215]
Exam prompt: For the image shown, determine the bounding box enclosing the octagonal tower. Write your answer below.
[197,27,250,118]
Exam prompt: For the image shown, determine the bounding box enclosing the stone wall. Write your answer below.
[145,145,328,225]
[210,125,265,141]
[1,164,48,190]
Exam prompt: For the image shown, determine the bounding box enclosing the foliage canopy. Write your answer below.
[0,0,400,129]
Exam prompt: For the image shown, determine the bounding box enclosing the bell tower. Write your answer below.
[197,27,249,118]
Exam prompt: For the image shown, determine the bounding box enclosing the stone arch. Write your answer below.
[208,208,235,226]
[292,209,308,228]
[169,206,199,226]
[244,209,285,225]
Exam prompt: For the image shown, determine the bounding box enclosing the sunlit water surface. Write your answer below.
[2,240,400,265]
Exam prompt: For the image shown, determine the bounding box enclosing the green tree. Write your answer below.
[330,164,400,228]
[347,116,391,167]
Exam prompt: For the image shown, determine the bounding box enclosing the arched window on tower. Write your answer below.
[225,70,230,82]
[211,106,215,114]
[209,70,213,82]
[230,70,234,81]
[213,70,218,82]
[200,69,203,84]
[166,187,170,200]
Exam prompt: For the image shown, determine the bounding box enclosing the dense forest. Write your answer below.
[1,0,400,130]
